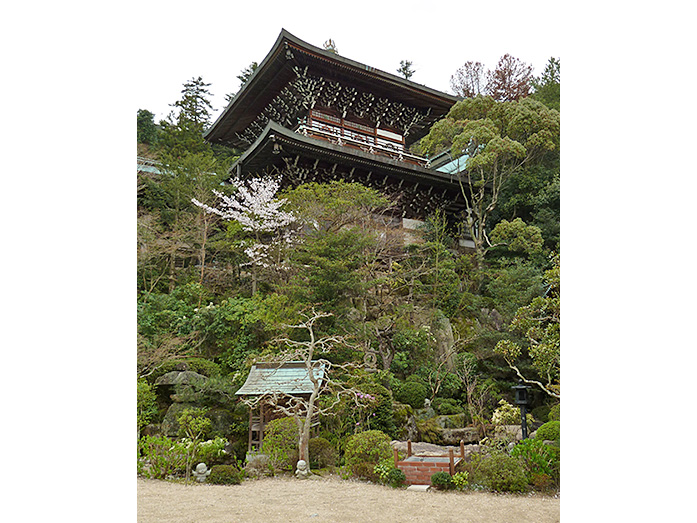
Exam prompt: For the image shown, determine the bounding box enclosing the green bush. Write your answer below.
[531,405,550,423]
[548,404,560,421]
[452,471,469,490]
[139,435,187,479]
[386,467,406,488]
[344,430,393,480]
[262,417,298,471]
[430,471,454,490]
[416,417,444,445]
[535,421,560,442]
[209,464,242,485]
[309,437,337,469]
[432,397,464,415]
[511,438,560,487]
[196,437,228,467]
[374,458,395,484]
[469,452,528,492]
[393,381,428,409]
[137,379,158,433]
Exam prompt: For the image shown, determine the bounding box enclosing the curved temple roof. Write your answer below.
[205,29,459,148]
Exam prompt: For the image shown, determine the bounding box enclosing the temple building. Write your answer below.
[235,361,325,453]
[205,30,471,232]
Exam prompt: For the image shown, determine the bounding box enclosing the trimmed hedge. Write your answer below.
[535,421,560,442]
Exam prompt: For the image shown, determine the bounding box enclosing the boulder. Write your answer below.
[493,424,526,441]
[155,370,208,387]
[440,427,480,445]
[160,402,199,437]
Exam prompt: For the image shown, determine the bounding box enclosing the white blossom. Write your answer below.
[192,176,299,269]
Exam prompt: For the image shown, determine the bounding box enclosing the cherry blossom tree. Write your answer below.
[192,176,297,293]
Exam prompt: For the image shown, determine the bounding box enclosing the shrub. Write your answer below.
[491,399,533,426]
[344,430,393,480]
[209,464,242,485]
[416,417,444,445]
[452,471,469,490]
[137,379,159,433]
[393,381,428,409]
[432,397,464,415]
[511,438,560,486]
[196,437,228,467]
[430,471,454,490]
[309,437,337,469]
[386,467,406,488]
[469,452,528,493]
[535,421,560,443]
[139,435,187,479]
[531,405,550,423]
[548,404,560,421]
[262,417,299,471]
[374,458,395,484]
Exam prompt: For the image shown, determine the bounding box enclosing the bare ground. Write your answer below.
[137,475,560,523]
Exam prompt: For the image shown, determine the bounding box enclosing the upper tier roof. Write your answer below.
[205,29,459,148]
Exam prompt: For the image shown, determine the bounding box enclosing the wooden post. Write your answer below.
[393,448,399,468]
[449,448,454,475]
[407,440,412,457]
[460,440,465,458]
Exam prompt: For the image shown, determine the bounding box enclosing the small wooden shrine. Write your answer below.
[235,361,325,452]
[205,30,469,221]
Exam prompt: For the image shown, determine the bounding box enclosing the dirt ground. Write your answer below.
[137,475,560,523]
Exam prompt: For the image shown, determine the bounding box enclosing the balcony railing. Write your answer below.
[294,124,430,168]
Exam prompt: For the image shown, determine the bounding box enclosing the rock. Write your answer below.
[440,427,480,445]
[160,402,199,437]
[493,424,525,441]
[245,453,271,478]
[434,414,467,429]
[155,370,208,387]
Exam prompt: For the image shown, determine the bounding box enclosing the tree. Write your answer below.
[450,61,486,98]
[137,109,158,145]
[225,62,260,103]
[241,310,371,474]
[158,77,214,158]
[485,54,533,102]
[531,57,560,111]
[397,60,415,80]
[450,55,533,102]
[418,95,559,264]
[177,407,213,482]
[237,61,259,87]
[192,176,297,294]
[494,254,560,398]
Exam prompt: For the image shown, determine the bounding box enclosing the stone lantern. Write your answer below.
[511,381,530,439]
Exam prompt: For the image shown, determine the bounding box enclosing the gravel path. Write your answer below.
[137,476,560,523]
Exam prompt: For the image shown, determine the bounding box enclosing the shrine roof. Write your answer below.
[235,361,325,396]
[206,29,459,148]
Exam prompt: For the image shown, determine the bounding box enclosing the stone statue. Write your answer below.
[193,462,211,482]
[295,459,310,479]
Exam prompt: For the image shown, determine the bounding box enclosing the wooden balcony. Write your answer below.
[294,124,430,168]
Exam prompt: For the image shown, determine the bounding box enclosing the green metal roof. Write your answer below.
[435,154,469,175]
[235,361,326,396]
